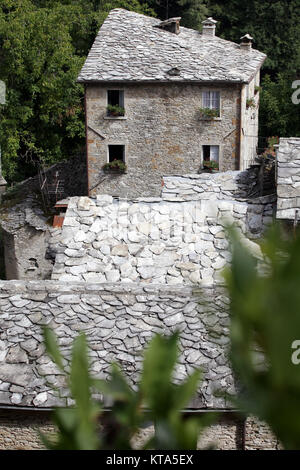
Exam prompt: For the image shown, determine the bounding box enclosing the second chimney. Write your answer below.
[240,34,253,51]
[202,17,217,37]
[157,17,181,34]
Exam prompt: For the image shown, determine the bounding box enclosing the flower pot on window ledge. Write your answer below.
[103,160,127,174]
[198,107,219,120]
[246,98,256,109]
[106,104,125,117]
[201,161,219,172]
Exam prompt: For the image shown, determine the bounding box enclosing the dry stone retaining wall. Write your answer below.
[52,172,275,285]
[0,409,279,450]
[0,280,233,409]
[276,138,300,220]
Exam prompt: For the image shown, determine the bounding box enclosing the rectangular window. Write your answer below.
[202,91,220,116]
[107,90,125,116]
[108,145,125,163]
[203,145,219,163]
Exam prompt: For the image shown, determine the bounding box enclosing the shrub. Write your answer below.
[224,224,300,450]
[107,104,125,117]
[198,107,219,119]
[103,159,127,172]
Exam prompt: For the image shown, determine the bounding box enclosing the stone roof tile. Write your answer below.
[77,8,266,84]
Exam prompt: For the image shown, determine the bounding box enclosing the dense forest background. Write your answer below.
[0,0,299,184]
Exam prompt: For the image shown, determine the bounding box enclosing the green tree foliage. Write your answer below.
[207,0,300,77]
[0,0,154,184]
[1,0,298,183]
[259,74,300,138]
[42,328,212,450]
[141,0,207,30]
[207,0,300,141]
[224,224,300,449]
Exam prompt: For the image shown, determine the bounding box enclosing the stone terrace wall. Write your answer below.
[162,171,251,201]
[0,410,279,450]
[276,138,300,219]
[0,281,234,409]
[51,172,275,285]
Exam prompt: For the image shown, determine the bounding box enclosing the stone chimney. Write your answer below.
[240,34,253,51]
[202,17,217,37]
[157,17,181,35]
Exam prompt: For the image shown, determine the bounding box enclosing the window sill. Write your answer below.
[199,117,222,121]
[104,116,127,120]
[103,170,127,175]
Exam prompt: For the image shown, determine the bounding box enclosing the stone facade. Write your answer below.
[0,409,279,450]
[276,138,300,220]
[86,82,242,197]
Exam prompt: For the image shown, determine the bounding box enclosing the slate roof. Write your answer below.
[77,8,266,84]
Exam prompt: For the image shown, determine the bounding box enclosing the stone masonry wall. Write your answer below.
[0,410,55,450]
[0,197,61,280]
[276,138,300,219]
[0,281,234,409]
[239,72,260,170]
[0,280,280,449]
[52,172,275,285]
[86,82,241,197]
[0,409,279,450]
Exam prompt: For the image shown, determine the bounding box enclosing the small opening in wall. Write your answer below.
[202,145,219,170]
[202,91,220,117]
[107,90,125,116]
[203,145,219,163]
[107,90,123,106]
[108,145,125,163]
[203,145,211,162]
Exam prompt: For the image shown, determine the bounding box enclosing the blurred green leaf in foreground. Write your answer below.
[41,329,213,450]
[225,224,300,449]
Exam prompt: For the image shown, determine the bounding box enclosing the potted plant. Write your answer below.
[254,85,262,95]
[198,107,219,120]
[202,160,219,172]
[106,104,125,117]
[103,159,127,173]
[260,136,279,159]
[246,98,256,109]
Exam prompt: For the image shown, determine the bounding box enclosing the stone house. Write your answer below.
[77,8,266,198]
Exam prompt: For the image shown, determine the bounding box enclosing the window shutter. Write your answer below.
[211,91,220,110]
[119,91,124,108]
[210,145,219,162]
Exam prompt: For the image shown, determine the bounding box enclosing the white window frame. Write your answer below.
[105,89,126,119]
[202,144,221,165]
[107,144,126,164]
[107,89,125,108]
[202,91,221,117]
